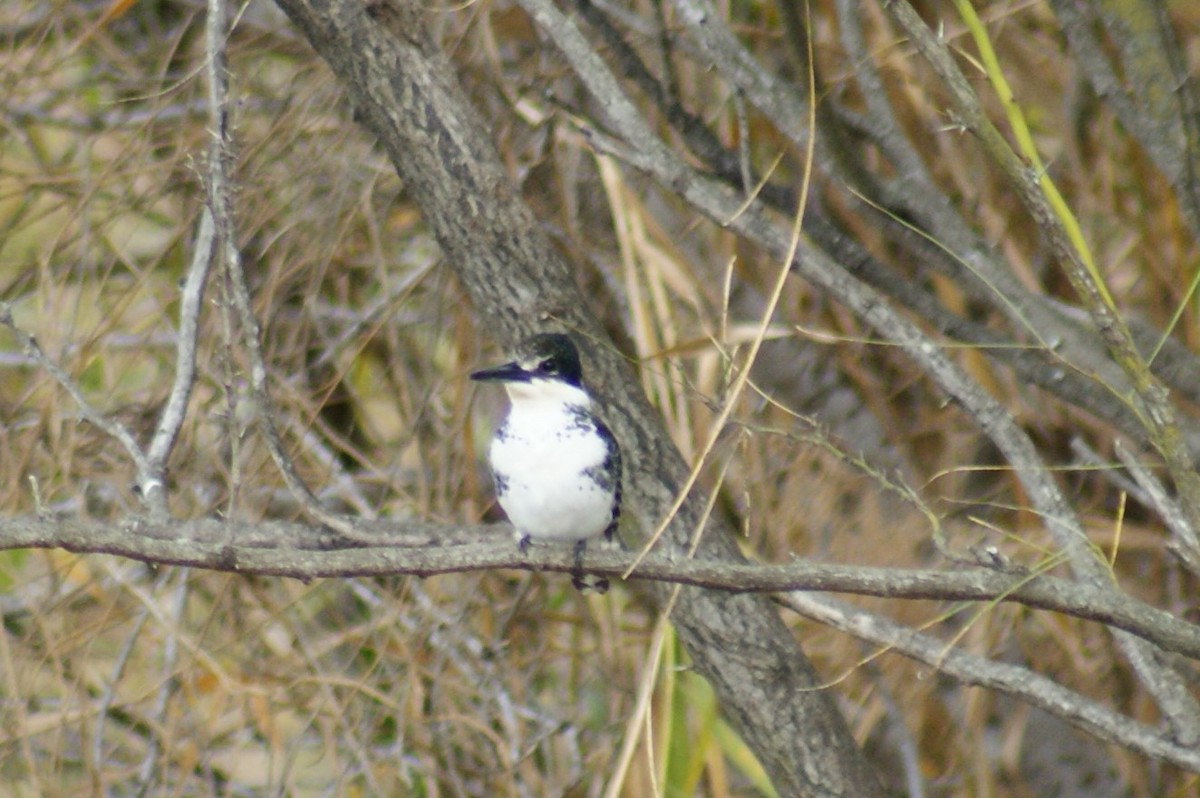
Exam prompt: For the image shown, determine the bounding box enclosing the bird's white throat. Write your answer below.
[502,377,592,408]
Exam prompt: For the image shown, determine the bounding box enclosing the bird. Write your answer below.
[471,333,621,592]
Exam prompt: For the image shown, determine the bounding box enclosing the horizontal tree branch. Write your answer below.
[6,514,1198,661]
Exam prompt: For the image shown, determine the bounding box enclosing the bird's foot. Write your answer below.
[516,533,531,554]
[570,539,609,594]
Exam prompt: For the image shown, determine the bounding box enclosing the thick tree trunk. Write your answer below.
[269,0,886,793]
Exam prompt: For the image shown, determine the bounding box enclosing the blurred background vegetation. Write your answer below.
[2,0,1200,795]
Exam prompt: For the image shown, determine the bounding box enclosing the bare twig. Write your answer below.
[143,208,216,510]
[201,0,355,537]
[0,304,154,498]
[92,585,154,792]
[780,591,1200,772]
[133,567,189,794]
[1113,440,1200,576]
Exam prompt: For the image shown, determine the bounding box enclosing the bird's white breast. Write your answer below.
[489,389,617,542]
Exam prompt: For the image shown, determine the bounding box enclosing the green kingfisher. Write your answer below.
[471,333,621,592]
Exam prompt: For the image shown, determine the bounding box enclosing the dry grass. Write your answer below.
[1,0,1199,795]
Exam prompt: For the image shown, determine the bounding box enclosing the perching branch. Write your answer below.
[10,511,1200,770]
[6,514,1199,662]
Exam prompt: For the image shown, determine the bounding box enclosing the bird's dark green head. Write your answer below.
[470,333,584,388]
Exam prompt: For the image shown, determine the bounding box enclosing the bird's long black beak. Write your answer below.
[470,361,532,383]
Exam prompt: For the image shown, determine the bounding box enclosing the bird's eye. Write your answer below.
[537,358,558,374]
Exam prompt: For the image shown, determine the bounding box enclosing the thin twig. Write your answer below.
[143,208,217,512]
[134,567,189,795]
[780,591,1200,772]
[1113,439,1200,576]
[93,594,153,793]
[201,0,356,537]
[0,304,154,496]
